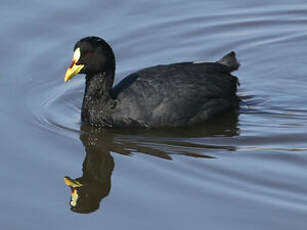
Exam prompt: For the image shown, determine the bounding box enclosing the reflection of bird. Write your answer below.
[64,126,114,214]
[64,111,239,213]
[64,36,240,128]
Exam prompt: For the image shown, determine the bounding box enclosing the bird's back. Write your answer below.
[111,60,239,128]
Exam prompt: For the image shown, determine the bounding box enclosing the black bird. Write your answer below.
[64,36,240,128]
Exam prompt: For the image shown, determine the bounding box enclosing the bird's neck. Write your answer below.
[85,72,113,98]
[81,71,115,124]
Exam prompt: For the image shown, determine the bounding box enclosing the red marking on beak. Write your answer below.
[69,59,76,69]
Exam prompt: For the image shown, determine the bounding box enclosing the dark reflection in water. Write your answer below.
[64,111,239,213]
[64,126,114,213]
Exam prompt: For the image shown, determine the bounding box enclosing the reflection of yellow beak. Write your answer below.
[64,176,83,188]
[64,61,84,82]
[64,176,82,207]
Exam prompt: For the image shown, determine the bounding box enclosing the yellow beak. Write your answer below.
[64,61,84,82]
[64,47,84,82]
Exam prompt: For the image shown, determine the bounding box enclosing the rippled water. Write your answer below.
[1,0,307,229]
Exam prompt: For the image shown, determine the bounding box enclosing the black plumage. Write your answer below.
[65,36,240,128]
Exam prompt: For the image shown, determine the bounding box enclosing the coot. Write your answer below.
[64,36,240,128]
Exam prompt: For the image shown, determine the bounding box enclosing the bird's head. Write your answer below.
[64,36,115,82]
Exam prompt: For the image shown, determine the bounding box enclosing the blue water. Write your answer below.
[1,0,307,229]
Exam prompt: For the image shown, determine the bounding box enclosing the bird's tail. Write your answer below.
[217,51,240,72]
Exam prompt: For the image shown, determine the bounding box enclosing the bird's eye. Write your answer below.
[86,52,93,57]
